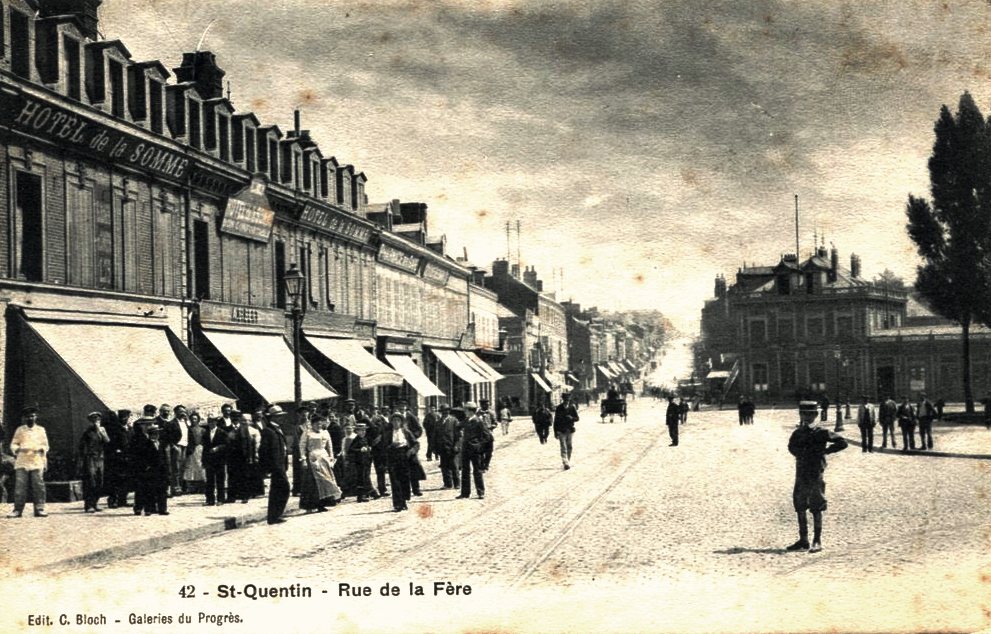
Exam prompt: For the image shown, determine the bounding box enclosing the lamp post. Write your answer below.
[283,263,305,416]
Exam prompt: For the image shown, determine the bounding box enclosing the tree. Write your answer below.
[871,269,907,291]
[906,92,991,412]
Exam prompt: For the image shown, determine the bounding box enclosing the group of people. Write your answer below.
[737,395,756,425]
[863,394,940,452]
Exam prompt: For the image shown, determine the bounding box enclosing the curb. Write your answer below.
[29,507,303,574]
[843,436,991,460]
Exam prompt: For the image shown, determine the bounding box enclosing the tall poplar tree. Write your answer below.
[906,92,991,412]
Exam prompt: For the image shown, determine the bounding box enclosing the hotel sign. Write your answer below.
[220,176,274,243]
[423,262,450,286]
[300,204,373,243]
[0,90,192,181]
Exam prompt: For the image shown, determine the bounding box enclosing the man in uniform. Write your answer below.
[665,396,680,446]
[259,405,290,525]
[787,401,848,553]
[457,402,490,499]
[78,411,110,513]
[856,395,876,453]
[7,406,49,518]
[553,392,580,469]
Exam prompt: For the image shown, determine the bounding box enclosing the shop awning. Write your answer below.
[597,364,616,379]
[386,354,445,397]
[623,360,637,372]
[566,372,580,384]
[432,348,488,385]
[608,361,626,376]
[531,373,553,393]
[306,335,403,389]
[459,351,505,382]
[201,329,337,403]
[706,370,731,379]
[28,320,235,412]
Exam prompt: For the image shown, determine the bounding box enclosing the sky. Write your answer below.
[99,0,991,332]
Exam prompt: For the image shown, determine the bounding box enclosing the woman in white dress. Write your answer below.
[299,416,341,512]
[181,411,206,492]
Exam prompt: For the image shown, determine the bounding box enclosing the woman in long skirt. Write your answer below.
[339,420,358,498]
[181,411,206,494]
[299,416,342,512]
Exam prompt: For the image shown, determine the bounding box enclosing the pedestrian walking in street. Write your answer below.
[105,409,133,508]
[554,392,580,468]
[856,395,876,453]
[436,404,462,489]
[396,401,426,497]
[202,416,228,506]
[133,424,170,516]
[498,401,512,436]
[385,412,416,511]
[879,396,897,449]
[897,396,916,451]
[679,397,689,425]
[786,401,848,553]
[819,395,830,423]
[7,406,49,518]
[665,396,680,447]
[290,403,311,497]
[299,415,341,512]
[259,405,290,525]
[457,402,490,499]
[78,411,110,513]
[737,395,746,425]
[532,402,552,444]
[917,393,935,450]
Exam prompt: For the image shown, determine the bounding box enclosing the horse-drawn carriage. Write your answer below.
[600,395,627,422]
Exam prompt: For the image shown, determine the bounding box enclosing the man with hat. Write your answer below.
[133,404,158,440]
[476,399,497,472]
[532,401,552,445]
[554,392,580,469]
[436,404,461,489]
[202,413,229,506]
[367,405,389,499]
[856,395,876,453]
[7,406,49,518]
[665,396,680,447]
[422,404,440,462]
[457,402,491,500]
[787,401,848,553]
[163,405,190,496]
[105,409,133,508]
[347,420,375,502]
[259,405,290,524]
[78,411,110,513]
[133,422,170,515]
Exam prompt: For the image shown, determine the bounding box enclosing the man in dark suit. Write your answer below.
[259,405,290,525]
[435,404,461,489]
[202,416,229,506]
[383,412,419,511]
[553,393,580,469]
[665,396,680,446]
[104,409,132,508]
[367,406,390,498]
[77,411,110,513]
[458,402,491,498]
[133,424,170,515]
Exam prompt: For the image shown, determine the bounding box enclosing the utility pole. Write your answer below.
[794,194,800,257]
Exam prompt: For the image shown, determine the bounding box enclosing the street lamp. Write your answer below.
[283,263,306,416]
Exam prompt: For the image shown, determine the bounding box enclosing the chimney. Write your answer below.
[294,109,301,136]
[829,247,838,283]
[39,0,102,41]
[850,254,861,279]
[511,263,521,279]
[173,51,226,100]
[492,259,509,277]
[523,266,539,288]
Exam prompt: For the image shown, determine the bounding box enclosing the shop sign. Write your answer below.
[378,244,420,273]
[0,90,191,180]
[220,176,274,243]
[423,262,450,286]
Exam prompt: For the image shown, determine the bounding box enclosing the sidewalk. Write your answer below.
[1,410,556,574]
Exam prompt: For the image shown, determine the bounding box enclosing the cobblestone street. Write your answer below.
[11,401,991,633]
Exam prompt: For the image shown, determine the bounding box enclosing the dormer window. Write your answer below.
[319,161,329,199]
[109,59,124,117]
[188,97,201,149]
[149,80,163,133]
[268,136,279,182]
[64,36,81,99]
[218,114,229,161]
[129,62,169,133]
[10,8,31,79]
